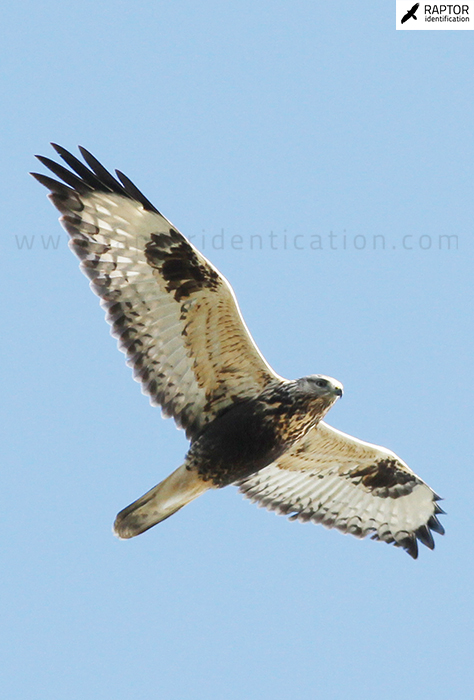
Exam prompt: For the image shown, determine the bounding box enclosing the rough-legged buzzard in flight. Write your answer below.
[32,145,444,558]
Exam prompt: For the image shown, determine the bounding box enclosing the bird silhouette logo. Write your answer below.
[401,2,420,23]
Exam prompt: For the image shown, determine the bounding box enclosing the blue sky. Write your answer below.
[2,2,473,698]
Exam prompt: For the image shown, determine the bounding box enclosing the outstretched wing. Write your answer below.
[32,145,281,439]
[238,421,444,558]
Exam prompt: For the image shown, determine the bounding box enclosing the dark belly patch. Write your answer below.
[187,400,287,487]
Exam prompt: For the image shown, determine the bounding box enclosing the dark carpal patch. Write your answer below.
[348,459,418,497]
[145,231,220,301]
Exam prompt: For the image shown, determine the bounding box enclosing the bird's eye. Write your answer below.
[315,379,327,388]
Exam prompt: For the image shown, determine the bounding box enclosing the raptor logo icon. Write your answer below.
[401,2,420,23]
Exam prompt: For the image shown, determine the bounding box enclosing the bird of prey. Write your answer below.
[32,145,444,558]
[401,2,420,24]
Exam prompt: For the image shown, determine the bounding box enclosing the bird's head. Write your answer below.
[296,374,344,402]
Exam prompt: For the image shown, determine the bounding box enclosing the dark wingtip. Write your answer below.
[35,154,91,193]
[77,146,132,196]
[30,171,72,194]
[404,536,419,559]
[33,144,159,212]
[415,524,435,550]
[115,169,160,214]
[428,514,445,536]
[77,144,93,158]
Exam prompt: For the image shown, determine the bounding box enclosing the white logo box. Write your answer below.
[396,1,474,29]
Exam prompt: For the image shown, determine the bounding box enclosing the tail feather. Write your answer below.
[113,464,210,539]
